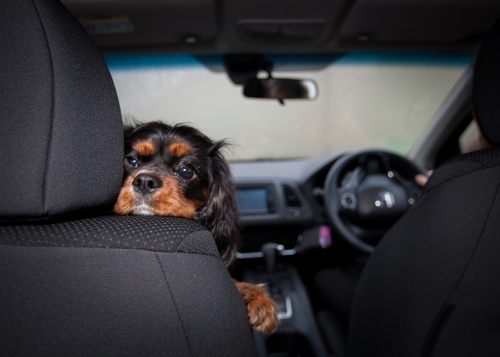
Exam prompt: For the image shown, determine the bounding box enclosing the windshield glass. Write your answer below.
[105,53,471,161]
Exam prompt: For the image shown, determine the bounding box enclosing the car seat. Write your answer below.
[319,20,500,357]
[0,1,256,356]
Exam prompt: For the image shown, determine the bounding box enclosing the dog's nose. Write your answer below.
[132,174,163,195]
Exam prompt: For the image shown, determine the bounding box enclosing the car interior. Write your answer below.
[2,0,500,356]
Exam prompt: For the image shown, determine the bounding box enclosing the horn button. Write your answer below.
[355,174,408,229]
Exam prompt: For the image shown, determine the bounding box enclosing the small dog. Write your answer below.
[114,122,279,335]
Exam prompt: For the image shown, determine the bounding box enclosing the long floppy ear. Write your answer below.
[195,141,240,267]
[123,125,135,138]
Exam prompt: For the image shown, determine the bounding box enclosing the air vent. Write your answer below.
[283,185,302,207]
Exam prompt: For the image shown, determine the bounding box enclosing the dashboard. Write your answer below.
[231,151,425,256]
[236,182,312,223]
[231,154,342,254]
[231,154,341,227]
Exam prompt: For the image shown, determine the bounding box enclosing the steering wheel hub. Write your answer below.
[355,174,408,229]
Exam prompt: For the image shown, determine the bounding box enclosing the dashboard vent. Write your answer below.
[283,185,302,207]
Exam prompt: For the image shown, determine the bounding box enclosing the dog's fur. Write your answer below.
[114,122,279,335]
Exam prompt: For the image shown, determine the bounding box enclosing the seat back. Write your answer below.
[348,20,500,357]
[0,1,256,356]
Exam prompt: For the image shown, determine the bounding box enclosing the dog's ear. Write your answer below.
[123,125,135,139]
[196,141,240,267]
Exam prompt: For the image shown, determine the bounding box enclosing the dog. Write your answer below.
[114,121,279,335]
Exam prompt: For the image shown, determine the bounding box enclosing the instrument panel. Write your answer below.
[235,181,313,226]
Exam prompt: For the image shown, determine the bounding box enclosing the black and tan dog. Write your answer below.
[114,122,279,335]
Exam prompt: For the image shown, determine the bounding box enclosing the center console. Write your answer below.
[240,244,329,357]
[234,180,329,356]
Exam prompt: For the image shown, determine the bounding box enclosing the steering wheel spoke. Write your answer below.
[336,166,364,216]
[404,185,423,206]
[386,168,423,206]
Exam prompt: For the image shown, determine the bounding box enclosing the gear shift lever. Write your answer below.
[261,243,284,274]
[261,243,284,297]
[260,243,283,295]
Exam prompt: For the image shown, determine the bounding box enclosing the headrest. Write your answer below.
[473,19,500,147]
[0,0,123,222]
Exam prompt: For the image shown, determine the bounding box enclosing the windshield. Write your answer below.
[105,53,472,161]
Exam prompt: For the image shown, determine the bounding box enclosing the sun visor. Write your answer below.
[62,0,216,49]
[340,0,500,47]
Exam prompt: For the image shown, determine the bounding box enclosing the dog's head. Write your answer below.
[114,122,239,266]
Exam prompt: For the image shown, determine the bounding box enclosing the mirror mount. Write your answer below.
[224,54,264,85]
[260,62,287,105]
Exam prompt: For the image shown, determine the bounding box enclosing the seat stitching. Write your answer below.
[174,230,219,258]
[30,0,55,215]
[154,252,195,357]
[0,244,222,260]
[174,230,204,251]
[419,179,500,356]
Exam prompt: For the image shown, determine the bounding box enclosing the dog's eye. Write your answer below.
[126,156,138,168]
[178,164,194,180]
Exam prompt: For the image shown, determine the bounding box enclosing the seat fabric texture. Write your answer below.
[0,1,257,356]
[0,0,123,221]
[0,216,255,357]
[349,149,500,356]
[348,20,500,357]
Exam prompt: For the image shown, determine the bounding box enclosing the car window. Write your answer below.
[105,52,472,161]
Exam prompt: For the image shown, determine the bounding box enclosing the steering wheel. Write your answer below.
[324,149,426,254]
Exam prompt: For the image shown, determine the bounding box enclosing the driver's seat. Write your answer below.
[347,21,500,356]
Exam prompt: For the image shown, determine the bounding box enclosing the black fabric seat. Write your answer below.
[0,1,256,356]
[318,20,500,357]
[349,148,500,356]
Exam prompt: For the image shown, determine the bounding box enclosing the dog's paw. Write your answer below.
[247,288,280,335]
[235,281,280,335]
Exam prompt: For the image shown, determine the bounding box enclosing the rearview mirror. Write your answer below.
[243,78,318,102]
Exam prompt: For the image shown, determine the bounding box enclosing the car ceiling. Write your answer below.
[62,0,500,54]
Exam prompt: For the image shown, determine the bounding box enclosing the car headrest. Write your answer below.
[473,19,500,147]
[0,0,123,222]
